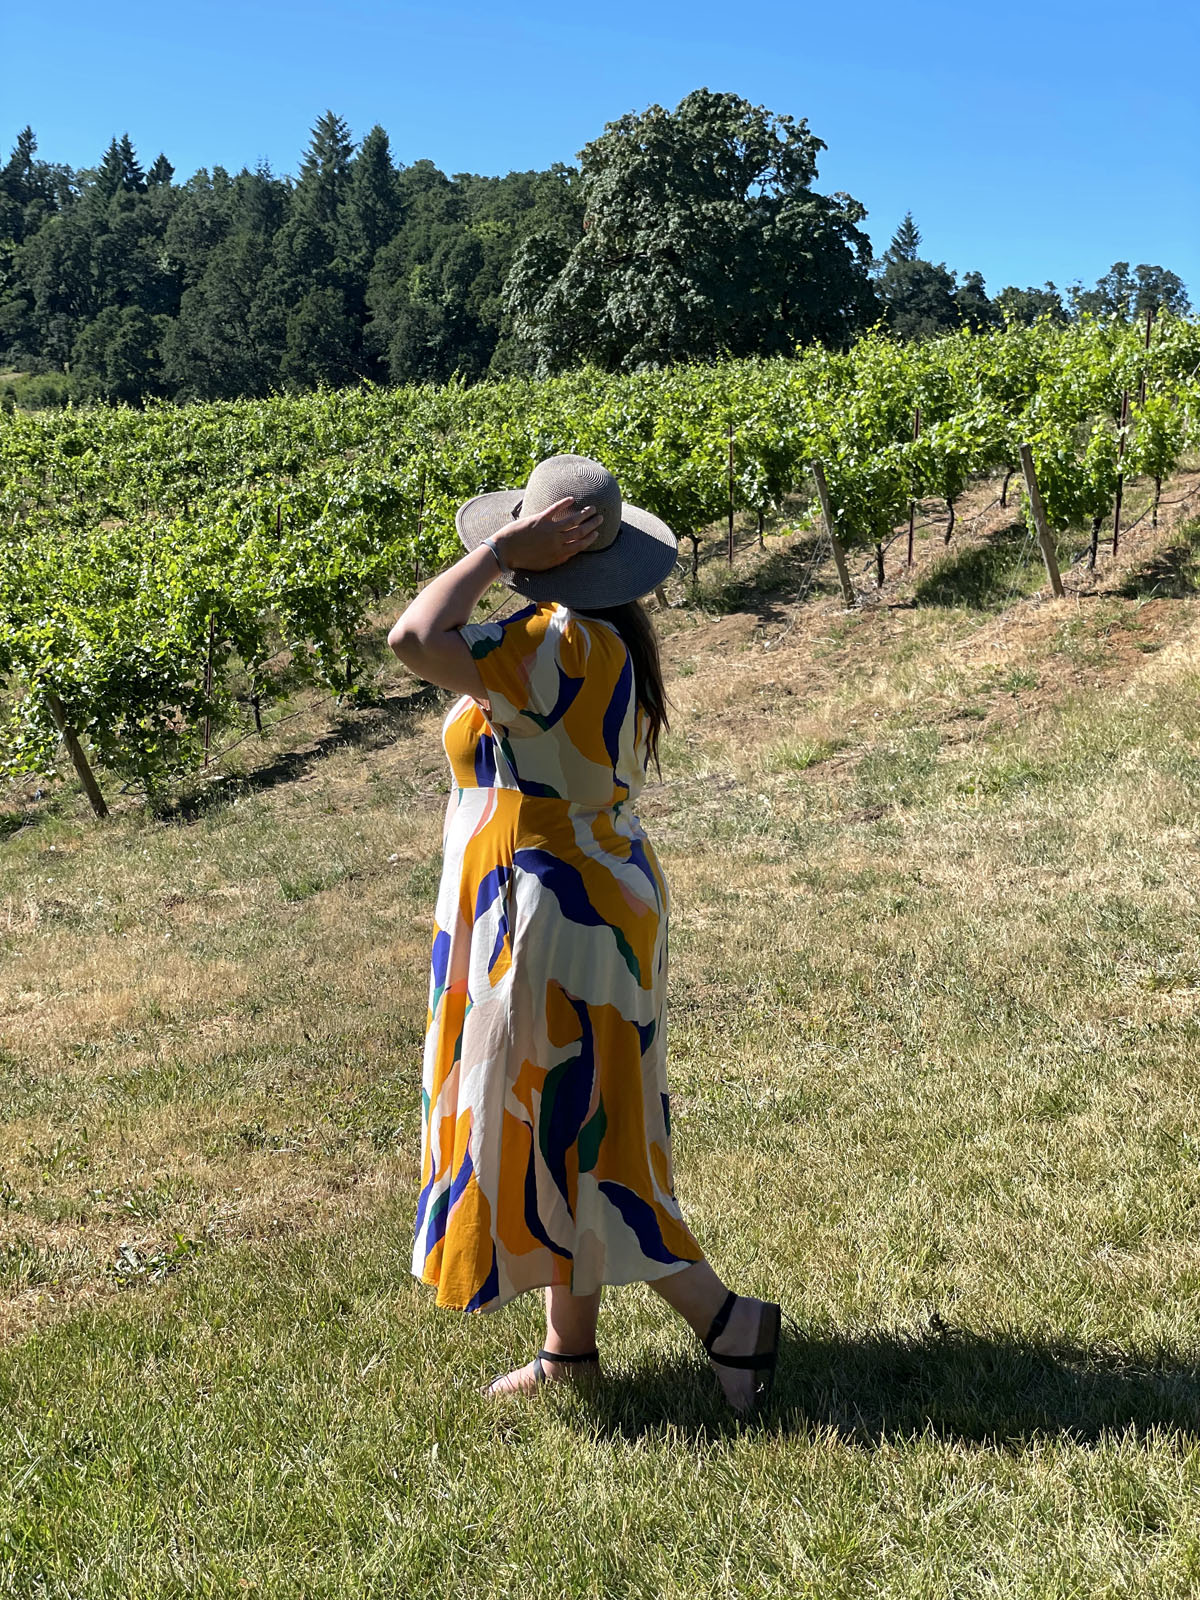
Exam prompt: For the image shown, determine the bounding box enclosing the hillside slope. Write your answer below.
[1,478,1200,1595]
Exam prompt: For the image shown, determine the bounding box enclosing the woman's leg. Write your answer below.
[649,1259,775,1413]
[484,1286,602,1396]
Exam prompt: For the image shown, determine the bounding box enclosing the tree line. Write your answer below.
[0,89,1190,407]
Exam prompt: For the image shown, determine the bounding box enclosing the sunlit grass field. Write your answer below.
[3,493,1200,1598]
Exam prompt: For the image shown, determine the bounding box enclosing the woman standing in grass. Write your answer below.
[388,455,780,1412]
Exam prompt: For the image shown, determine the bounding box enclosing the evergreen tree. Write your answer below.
[163,168,238,289]
[0,127,40,243]
[876,254,960,339]
[146,154,174,187]
[873,213,964,340]
[885,211,922,264]
[162,230,278,399]
[233,163,289,237]
[116,134,146,192]
[294,110,354,227]
[72,304,165,401]
[343,124,400,268]
[93,134,146,206]
[93,138,128,205]
[280,286,358,388]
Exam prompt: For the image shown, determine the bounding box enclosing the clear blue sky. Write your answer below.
[8,0,1199,299]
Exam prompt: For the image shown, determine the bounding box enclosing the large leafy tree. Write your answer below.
[505,89,877,373]
[162,230,279,398]
[1070,261,1191,320]
[72,304,167,401]
[366,161,577,383]
[954,269,1000,331]
[995,282,1067,325]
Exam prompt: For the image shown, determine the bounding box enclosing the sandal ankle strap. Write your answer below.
[532,1347,600,1384]
[701,1290,739,1355]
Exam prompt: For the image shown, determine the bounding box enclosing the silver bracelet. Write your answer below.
[481,535,510,576]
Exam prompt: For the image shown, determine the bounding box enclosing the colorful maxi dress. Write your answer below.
[412,601,702,1312]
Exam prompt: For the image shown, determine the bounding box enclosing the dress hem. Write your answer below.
[415,1252,702,1314]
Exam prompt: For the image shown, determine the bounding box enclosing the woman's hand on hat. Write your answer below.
[492,498,603,571]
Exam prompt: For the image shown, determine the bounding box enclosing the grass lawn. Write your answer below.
[3,489,1200,1597]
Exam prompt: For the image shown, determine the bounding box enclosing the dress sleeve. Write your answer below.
[458,603,577,734]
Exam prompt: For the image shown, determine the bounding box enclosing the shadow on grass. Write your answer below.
[913,521,1040,610]
[151,679,444,826]
[1116,524,1200,600]
[583,1326,1200,1448]
[692,532,835,623]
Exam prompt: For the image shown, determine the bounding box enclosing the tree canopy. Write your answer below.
[0,109,1190,407]
[505,90,877,373]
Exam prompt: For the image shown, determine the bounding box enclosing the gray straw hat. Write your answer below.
[455,454,678,608]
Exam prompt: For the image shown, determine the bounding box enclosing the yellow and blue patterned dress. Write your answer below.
[413,601,702,1311]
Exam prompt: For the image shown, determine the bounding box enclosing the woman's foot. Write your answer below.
[482,1349,600,1398]
[706,1296,779,1414]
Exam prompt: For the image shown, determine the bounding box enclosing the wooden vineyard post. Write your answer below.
[44,689,108,819]
[907,406,920,566]
[810,462,855,608]
[1017,444,1065,598]
[1111,389,1130,558]
[727,423,735,566]
[203,613,215,768]
[415,466,426,586]
[1138,305,1155,408]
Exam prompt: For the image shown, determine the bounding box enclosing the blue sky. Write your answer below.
[7,0,1198,299]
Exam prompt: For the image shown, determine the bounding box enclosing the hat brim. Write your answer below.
[456,490,679,608]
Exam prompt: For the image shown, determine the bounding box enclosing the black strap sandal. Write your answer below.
[531,1347,600,1384]
[702,1291,782,1412]
[484,1347,600,1396]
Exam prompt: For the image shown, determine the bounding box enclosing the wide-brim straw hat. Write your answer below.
[455,454,678,609]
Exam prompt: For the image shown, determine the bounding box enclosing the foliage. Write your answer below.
[1,114,1192,406]
[1070,262,1192,321]
[505,89,877,373]
[2,315,1199,797]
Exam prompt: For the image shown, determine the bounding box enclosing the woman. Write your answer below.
[388,454,781,1413]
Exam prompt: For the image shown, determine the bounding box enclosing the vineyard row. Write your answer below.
[2,313,1198,808]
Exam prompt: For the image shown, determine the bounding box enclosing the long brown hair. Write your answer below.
[573,600,670,773]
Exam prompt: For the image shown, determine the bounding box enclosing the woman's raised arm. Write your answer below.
[387,497,602,698]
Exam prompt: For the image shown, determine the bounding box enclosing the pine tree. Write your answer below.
[885,211,922,265]
[1,127,38,205]
[92,134,146,205]
[0,126,39,243]
[94,138,127,203]
[147,154,174,187]
[117,134,146,192]
[343,124,400,266]
[294,111,354,227]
